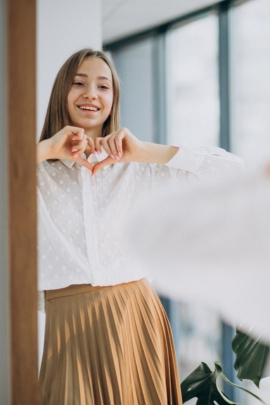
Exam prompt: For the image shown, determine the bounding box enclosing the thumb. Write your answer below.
[74,155,93,171]
[92,156,115,175]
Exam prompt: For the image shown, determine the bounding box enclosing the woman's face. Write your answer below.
[67,57,114,138]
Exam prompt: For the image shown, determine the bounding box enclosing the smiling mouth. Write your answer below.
[78,106,99,112]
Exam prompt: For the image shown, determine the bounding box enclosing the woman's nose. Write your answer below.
[83,85,97,99]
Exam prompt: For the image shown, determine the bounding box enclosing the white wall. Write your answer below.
[102,0,221,43]
[37,0,102,137]
[0,0,10,403]
[37,0,102,366]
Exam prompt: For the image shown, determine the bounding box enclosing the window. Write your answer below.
[166,13,219,147]
[230,0,270,167]
[112,38,155,143]
[106,2,270,402]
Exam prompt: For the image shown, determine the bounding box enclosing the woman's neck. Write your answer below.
[85,127,102,140]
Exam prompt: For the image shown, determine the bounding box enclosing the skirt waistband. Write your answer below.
[45,280,145,301]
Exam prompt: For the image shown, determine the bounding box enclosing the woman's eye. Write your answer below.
[99,85,109,90]
[73,81,84,86]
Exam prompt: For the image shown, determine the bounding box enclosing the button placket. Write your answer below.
[81,166,100,281]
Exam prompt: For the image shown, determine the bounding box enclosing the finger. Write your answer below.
[92,156,115,175]
[71,133,87,151]
[114,132,124,158]
[86,137,96,155]
[99,138,115,159]
[71,137,87,157]
[68,130,85,151]
[94,138,103,154]
[69,127,85,141]
[108,136,119,158]
[74,155,93,171]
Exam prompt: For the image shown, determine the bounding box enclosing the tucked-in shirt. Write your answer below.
[37,145,244,292]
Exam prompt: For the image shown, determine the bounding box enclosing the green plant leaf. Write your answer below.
[220,370,267,404]
[181,361,236,405]
[181,361,267,405]
[232,330,270,387]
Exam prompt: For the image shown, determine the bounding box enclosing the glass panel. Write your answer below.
[111,39,155,143]
[176,303,222,380]
[166,15,222,399]
[166,14,219,147]
[230,0,270,168]
[231,2,270,402]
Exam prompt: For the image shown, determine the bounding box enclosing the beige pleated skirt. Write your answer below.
[39,278,182,405]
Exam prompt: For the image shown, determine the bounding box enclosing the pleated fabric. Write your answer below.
[39,278,182,405]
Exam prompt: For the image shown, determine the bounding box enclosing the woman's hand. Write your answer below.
[91,128,143,174]
[91,127,178,175]
[37,126,94,171]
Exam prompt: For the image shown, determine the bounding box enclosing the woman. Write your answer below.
[37,48,243,405]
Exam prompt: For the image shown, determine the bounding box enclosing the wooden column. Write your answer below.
[8,0,39,404]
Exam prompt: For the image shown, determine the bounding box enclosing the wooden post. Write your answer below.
[8,0,39,403]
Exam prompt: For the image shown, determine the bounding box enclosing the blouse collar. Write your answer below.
[61,148,108,169]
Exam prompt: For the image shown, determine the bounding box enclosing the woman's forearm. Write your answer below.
[137,143,179,164]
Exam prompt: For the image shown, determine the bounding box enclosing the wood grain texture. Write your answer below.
[8,0,39,403]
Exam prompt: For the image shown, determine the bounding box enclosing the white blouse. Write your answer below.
[37,145,244,292]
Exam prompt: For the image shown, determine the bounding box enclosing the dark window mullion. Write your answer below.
[219,2,238,402]
[152,31,167,145]
[219,0,231,151]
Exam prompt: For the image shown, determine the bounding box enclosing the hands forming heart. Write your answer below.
[40,126,144,175]
[37,126,177,172]
[83,127,144,175]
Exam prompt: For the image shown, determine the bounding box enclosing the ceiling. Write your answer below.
[102,0,220,44]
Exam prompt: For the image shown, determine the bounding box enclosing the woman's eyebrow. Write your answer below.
[74,73,111,82]
[75,73,88,77]
[97,76,112,82]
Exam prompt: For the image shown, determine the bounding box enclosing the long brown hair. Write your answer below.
[39,49,120,141]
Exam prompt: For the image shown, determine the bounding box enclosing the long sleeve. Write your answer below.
[164,145,244,178]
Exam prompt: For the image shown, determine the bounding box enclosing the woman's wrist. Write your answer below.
[136,142,178,164]
[36,139,53,163]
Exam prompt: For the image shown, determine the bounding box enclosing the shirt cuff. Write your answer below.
[165,145,205,173]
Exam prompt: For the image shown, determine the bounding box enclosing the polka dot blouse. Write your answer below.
[37,145,243,292]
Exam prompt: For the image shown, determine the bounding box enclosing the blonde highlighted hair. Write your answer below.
[39,49,120,141]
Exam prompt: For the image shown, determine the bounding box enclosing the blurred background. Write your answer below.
[34,0,270,403]
[103,1,270,403]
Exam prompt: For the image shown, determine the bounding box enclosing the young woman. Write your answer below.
[37,48,243,405]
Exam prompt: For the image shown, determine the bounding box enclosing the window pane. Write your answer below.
[176,303,222,381]
[230,0,270,167]
[166,15,222,392]
[111,39,155,142]
[166,14,219,147]
[230,3,270,403]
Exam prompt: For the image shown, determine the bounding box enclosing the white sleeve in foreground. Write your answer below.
[165,145,244,178]
[126,167,270,342]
